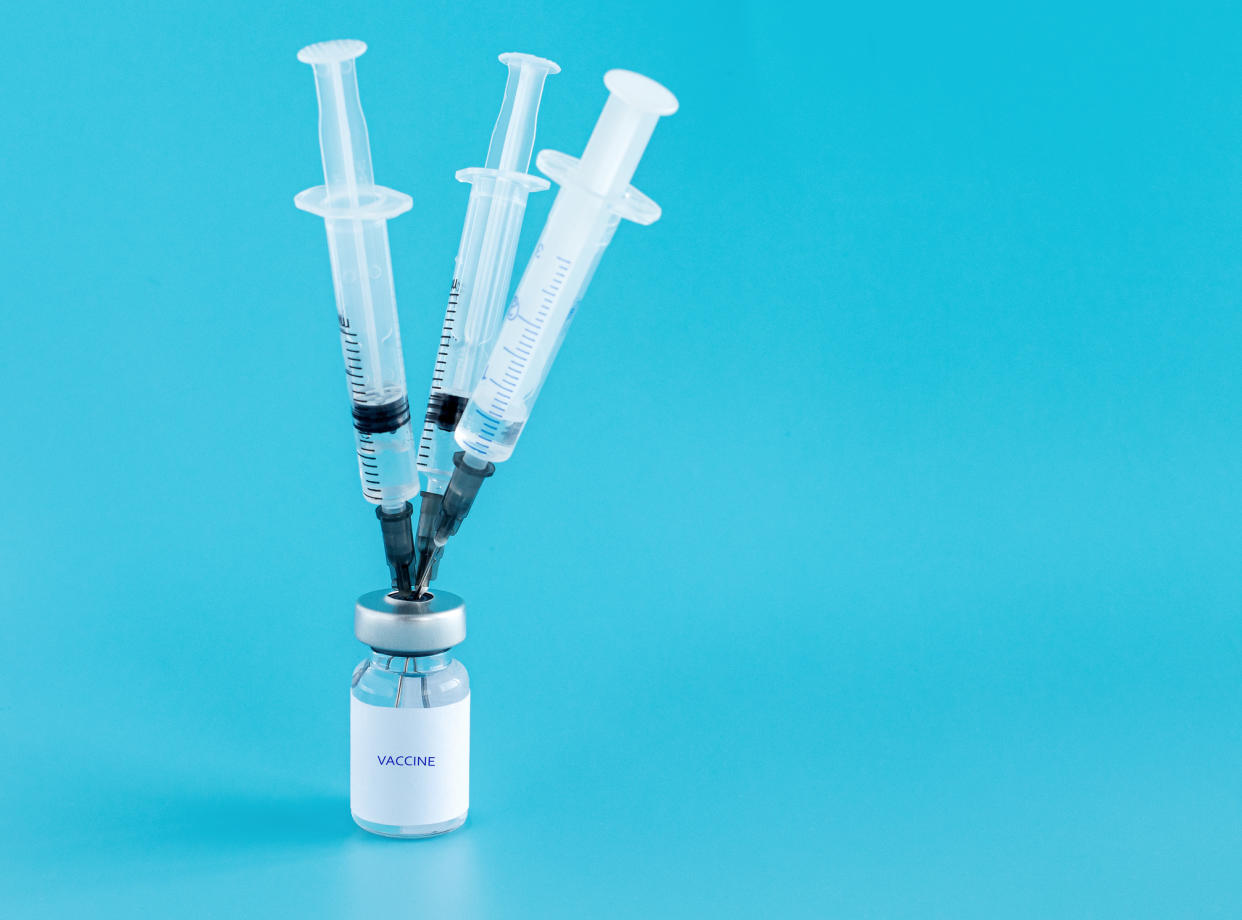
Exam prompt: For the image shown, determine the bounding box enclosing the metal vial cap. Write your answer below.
[354,588,466,655]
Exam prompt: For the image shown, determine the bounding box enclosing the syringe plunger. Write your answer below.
[577,70,679,198]
[298,39,375,197]
[486,53,560,173]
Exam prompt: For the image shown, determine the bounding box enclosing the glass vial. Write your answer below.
[350,589,470,838]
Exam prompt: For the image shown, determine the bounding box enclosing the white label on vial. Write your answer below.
[350,693,470,827]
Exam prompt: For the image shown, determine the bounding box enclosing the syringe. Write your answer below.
[414,53,559,580]
[294,40,421,594]
[413,70,679,595]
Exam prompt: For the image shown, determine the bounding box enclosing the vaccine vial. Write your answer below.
[350,589,470,838]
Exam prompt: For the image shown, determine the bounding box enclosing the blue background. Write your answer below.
[3,0,1240,916]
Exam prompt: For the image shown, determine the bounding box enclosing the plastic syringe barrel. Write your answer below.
[413,71,677,593]
[453,70,678,466]
[295,40,419,514]
[417,53,558,497]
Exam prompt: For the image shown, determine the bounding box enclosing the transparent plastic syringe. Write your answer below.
[294,40,421,594]
[414,53,558,577]
[413,70,679,595]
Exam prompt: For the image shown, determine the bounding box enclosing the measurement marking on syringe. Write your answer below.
[342,323,367,394]
[477,256,572,423]
[417,279,463,471]
[358,426,381,496]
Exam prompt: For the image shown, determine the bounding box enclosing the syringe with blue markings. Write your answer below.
[413,70,679,596]
[414,52,559,583]
[294,40,421,594]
